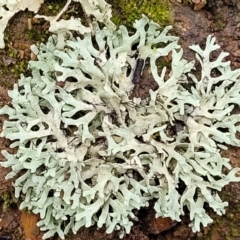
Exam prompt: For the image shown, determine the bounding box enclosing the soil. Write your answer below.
[0,0,240,240]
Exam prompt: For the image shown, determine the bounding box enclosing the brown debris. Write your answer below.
[21,211,42,240]
[2,56,17,66]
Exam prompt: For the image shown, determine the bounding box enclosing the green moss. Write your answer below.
[24,27,48,42]
[213,14,225,30]
[109,0,173,28]
[41,0,75,20]
[43,0,66,16]
[156,58,171,68]
[215,21,224,30]
[231,227,240,237]
[0,54,29,83]
[0,80,12,88]
[0,191,17,212]
[14,60,28,76]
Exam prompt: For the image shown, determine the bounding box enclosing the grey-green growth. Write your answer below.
[0,15,240,239]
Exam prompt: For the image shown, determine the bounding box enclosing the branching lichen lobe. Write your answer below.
[0,2,240,240]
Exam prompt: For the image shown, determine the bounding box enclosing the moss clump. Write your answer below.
[11,60,29,77]
[40,0,67,16]
[0,42,29,80]
[24,27,48,42]
[213,14,225,30]
[39,0,80,20]
[109,0,173,28]
[0,191,16,212]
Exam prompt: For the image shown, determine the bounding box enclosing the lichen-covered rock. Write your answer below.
[0,16,240,239]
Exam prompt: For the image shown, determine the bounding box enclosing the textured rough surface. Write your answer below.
[1,13,240,239]
[1,1,240,240]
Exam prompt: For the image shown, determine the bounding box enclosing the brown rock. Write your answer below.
[0,210,19,230]
[165,232,190,240]
[210,228,225,240]
[156,234,167,240]
[146,217,176,235]
[173,224,192,238]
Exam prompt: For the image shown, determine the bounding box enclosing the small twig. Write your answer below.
[132,58,145,84]
[54,0,72,22]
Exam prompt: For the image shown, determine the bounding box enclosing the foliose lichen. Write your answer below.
[0,8,240,240]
